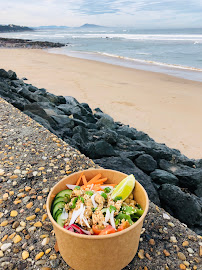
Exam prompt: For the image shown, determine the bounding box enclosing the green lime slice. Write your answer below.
[111,174,136,201]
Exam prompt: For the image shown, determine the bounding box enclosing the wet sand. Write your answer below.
[0,48,202,159]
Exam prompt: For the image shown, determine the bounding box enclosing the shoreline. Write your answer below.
[48,48,202,82]
[0,48,202,159]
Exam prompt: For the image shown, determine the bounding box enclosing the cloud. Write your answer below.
[0,0,201,27]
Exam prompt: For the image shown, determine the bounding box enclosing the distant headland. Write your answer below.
[0,24,33,33]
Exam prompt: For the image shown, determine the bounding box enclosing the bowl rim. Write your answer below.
[46,168,149,239]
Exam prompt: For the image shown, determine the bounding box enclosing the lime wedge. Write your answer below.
[111,174,136,201]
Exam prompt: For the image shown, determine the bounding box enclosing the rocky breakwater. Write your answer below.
[0,68,202,235]
[0,38,65,49]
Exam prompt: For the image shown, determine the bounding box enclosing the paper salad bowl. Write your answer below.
[46,169,149,270]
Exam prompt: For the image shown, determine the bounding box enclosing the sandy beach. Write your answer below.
[0,48,202,159]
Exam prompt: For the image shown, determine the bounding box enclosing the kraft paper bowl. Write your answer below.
[46,169,149,270]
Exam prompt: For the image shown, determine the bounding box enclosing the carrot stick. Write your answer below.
[82,175,88,186]
[94,178,108,185]
[87,173,102,185]
[76,172,83,186]
[93,184,102,191]
[100,184,116,187]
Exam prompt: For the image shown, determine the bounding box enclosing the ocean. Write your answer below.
[1,27,202,81]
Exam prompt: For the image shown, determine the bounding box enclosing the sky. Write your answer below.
[0,0,202,28]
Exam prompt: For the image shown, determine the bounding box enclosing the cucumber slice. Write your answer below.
[55,189,72,199]
[52,201,66,218]
[52,196,70,208]
[54,209,63,220]
[56,212,66,227]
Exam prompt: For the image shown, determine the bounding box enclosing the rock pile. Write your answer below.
[0,68,201,234]
[0,38,65,49]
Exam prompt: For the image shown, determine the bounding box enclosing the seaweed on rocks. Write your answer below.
[0,68,202,234]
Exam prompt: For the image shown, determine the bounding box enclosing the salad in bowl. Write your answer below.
[51,172,144,235]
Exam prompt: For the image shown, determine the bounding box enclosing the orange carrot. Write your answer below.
[93,184,102,191]
[76,172,83,186]
[87,173,102,185]
[94,178,108,185]
[100,184,116,187]
[82,175,88,186]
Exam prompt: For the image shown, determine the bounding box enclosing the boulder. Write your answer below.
[24,111,54,133]
[0,69,9,78]
[7,70,17,80]
[72,126,89,143]
[87,123,97,130]
[101,129,118,144]
[84,113,97,124]
[72,118,87,128]
[159,184,202,229]
[96,114,116,130]
[194,183,202,197]
[94,156,160,206]
[135,154,157,173]
[84,141,116,159]
[80,103,93,114]
[116,126,137,139]
[159,159,202,190]
[51,115,74,128]
[10,100,25,111]
[132,140,181,161]
[58,104,81,116]
[28,85,38,93]
[65,96,79,106]
[62,128,73,138]
[45,93,66,105]
[119,151,145,161]
[150,169,179,185]
[17,87,36,102]
[24,103,57,129]
[134,131,152,141]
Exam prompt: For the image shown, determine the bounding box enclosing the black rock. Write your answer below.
[84,140,116,159]
[24,111,55,133]
[17,87,36,102]
[43,107,65,117]
[116,126,137,139]
[96,114,116,129]
[58,104,81,116]
[45,93,65,105]
[159,159,202,190]
[51,115,74,128]
[195,183,202,197]
[94,156,160,206]
[94,107,103,113]
[150,169,179,185]
[62,128,73,138]
[135,154,157,173]
[24,103,57,129]
[195,159,202,169]
[0,69,9,78]
[159,184,202,229]
[119,151,145,161]
[80,102,93,113]
[38,88,47,94]
[72,118,87,127]
[86,123,97,129]
[134,131,152,141]
[65,96,79,106]
[10,100,25,111]
[7,70,17,80]
[132,140,180,161]
[72,126,89,144]
[101,129,118,144]
[84,113,97,124]
[28,85,38,92]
